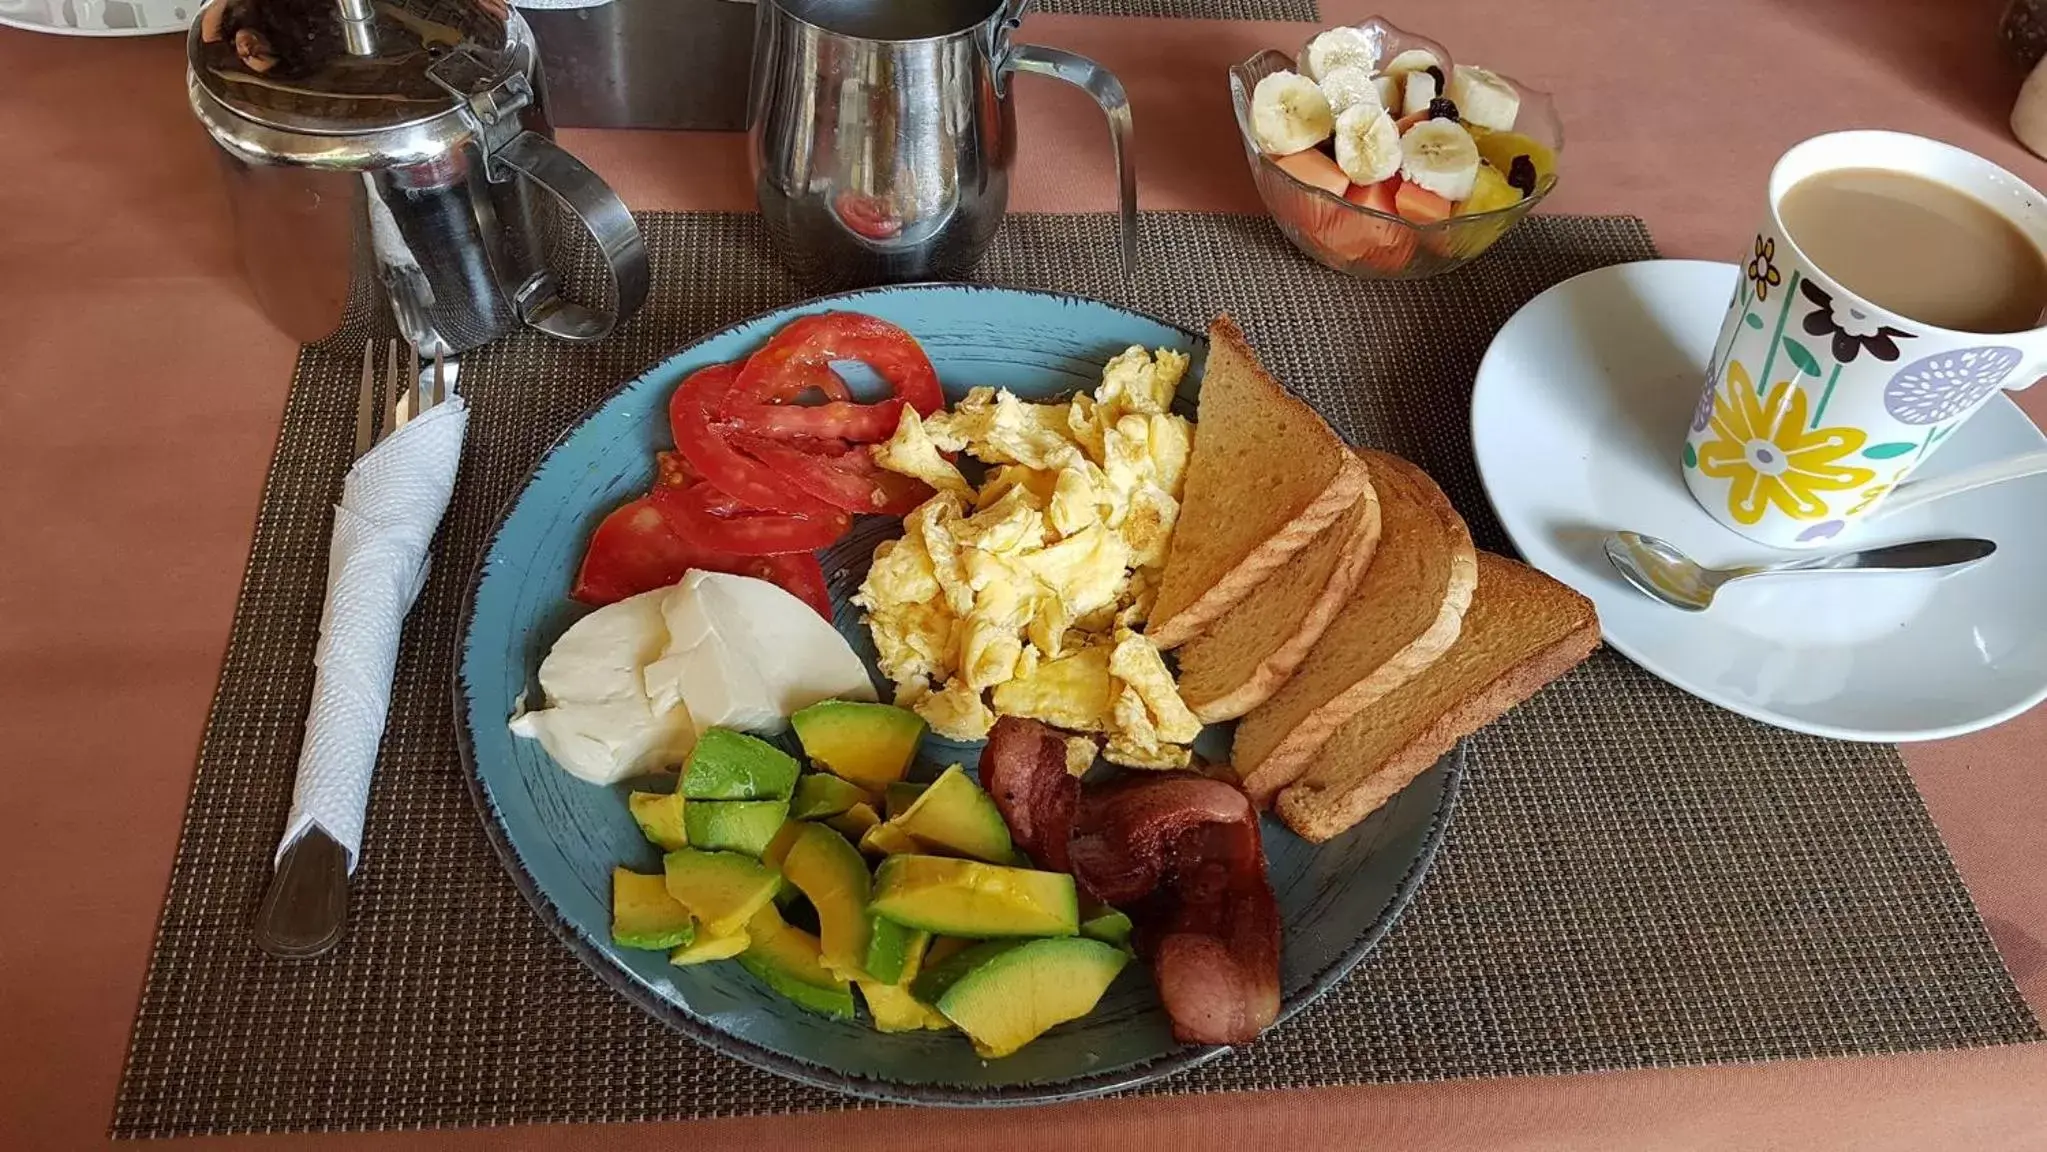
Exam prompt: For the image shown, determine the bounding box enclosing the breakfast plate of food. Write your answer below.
[456,285,1597,1102]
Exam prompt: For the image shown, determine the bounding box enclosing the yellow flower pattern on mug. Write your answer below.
[1697,363,1874,525]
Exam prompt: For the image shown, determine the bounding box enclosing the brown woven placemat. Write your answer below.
[1040,0,1314,18]
[113,212,2040,1138]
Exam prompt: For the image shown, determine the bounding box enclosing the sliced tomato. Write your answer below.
[650,482,850,556]
[570,496,722,605]
[668,363,836,516]
[722,394,906,442]
[754,552,833,619]
[655,449,702,490]
[726,430,932,515]
[763,360,854,404]
[731,312,944,427]
[572,493,838,616]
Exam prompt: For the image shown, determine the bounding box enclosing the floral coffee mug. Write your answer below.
[1682,130,2045,548]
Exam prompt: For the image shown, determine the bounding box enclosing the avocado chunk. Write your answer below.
[762,819,804,870]
[611,867,697,950]
[779,823,874,978]
[791,700,926,789]
[1078,908,1134,949]
[788,773,873,820]
[627,791,688,850]
[662,848,780,937]
[824,802,882,841]
[859,822,924,858]
[684,799,790,856]
[871,855,1079,938]
[738,904,856,1019]
[681,729,800,800]
[887,764,1017,864]
[669,927,749,966]
[883,782,928,821]
[858,931,952,1033]
[912,937,1129,1057]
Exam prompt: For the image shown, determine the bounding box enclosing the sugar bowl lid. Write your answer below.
[188,0,522,139]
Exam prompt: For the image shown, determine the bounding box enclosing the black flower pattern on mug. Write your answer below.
[1799,280,1913,363]
[1746,235,1782,301]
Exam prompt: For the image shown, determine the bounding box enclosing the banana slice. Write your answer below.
[1317,64,1383,118]
[1372,73,1401,110]
[1382,48,1442,77]
[1399,119,1480,201]
[1445,64,1521,132]
[1400,68,1438,118]
[1250,71,1335,155]
[1333,107,1402,185]
[1301,26,1376,82]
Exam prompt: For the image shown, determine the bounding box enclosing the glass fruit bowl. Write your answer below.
[1227,19,1563,280]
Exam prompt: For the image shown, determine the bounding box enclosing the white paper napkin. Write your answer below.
[276,397,469,872]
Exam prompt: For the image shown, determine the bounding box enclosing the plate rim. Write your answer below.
[1469,257,2047,743]
[452,280,1466,1105]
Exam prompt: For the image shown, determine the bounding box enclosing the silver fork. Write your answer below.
[254,338,448,959]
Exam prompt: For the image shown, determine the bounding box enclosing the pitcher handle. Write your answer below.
[494,131,651,343]
[1005,45,1137,279]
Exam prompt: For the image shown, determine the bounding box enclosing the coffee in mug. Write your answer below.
[1777,167,2047,334]
[1682,131,2047,548]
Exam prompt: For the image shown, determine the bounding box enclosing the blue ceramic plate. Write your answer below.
[456,284,1463,1105]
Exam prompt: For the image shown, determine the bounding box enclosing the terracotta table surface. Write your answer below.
[4,2,2046,1148]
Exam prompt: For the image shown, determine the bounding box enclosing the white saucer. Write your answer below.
[1470,259,2047,742]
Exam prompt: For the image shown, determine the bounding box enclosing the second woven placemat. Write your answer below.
[113,212,2040,1137]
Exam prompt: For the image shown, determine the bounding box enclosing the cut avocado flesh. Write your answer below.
[791,700,926,789]
[1079,909,1134,949]
[738,904,856,1019]
[912,937,1129,1058]
[611,867,697,950]
[859,822,924,858]
[871,855,1078,938]
[858,931,950,1032]
[662,849,780,937]
[681,728,800,800]
[684,799,790,856]
[779,823,873,977]
[824,802,881,841]
[669,927,749,965]
[627,791,688,850]
[788,773,872,820]
[883,781,928,821]
[889,764,1017,863]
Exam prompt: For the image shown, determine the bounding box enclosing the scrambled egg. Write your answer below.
[858,346,1201,768]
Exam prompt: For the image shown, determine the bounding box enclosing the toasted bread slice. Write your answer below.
[1232,450,1477,804]
[1275,553,1600,842]
[1175,463,1382,723]
[1147,317,1367,650]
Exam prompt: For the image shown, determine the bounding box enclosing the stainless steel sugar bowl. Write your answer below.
[189,0,647,353]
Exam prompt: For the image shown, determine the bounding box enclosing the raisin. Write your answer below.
[1508,155,1538,197]
[1428,97,1460,121]
[1424,64,1446,92]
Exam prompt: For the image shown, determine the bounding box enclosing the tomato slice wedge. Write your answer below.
[569,496,728,605]
[669,363,836,516]
[650,482,851,556]
[571,492,838,617]
[655,449,702,490]
[722,395,906,442]
[730,312,944,433]
[754,552,833,620]
[726,430,933,515]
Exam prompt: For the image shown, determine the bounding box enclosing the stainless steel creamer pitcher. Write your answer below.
[749,0,1136,286]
